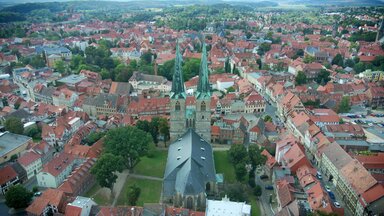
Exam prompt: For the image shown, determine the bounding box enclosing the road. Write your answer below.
[255,169,275,216]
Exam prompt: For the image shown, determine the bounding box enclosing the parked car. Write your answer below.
[328,192,335,200]
[34,192,42,196]
[265,185,273,190]
[260,174,269,180]
[334,201,341,208]
[316,171,322,179]
[325,185,331,192]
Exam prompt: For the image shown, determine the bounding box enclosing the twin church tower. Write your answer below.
[170,41,211,142]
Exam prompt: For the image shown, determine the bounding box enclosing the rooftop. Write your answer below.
[206,195,251,216]
[0,132,31,157]
[58,74,87,85]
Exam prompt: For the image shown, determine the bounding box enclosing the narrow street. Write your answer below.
[255,168,276,216]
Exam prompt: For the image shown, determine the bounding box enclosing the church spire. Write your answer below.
[196,42,210,99]
[171,41,186,99]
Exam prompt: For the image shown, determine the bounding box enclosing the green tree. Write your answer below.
[4,117,24,134]
[140,51,153,65]
[295,71,307,86]
[338,96,351,113]
[253,185,262,197]
[353,62,366,73]
[104,126,153,170]
[158,118,170,147]
[54,60,66,74]
[257,59,262,69]
[127,184,141,206]
[228,144,249,165]
[10,154,18,162]
[315,69,331,85]
[257,43,271,56]
[332,54,344,67]
[182,58,200,81]
[245,31,252,39]
[90,153,124,196]
[345,59,355,68]
[235,163,247,182]
[224,183,249,202]
[263,115,272,122]
[248,145,267,170]
[303,55,315,63]
[5,185,33,209]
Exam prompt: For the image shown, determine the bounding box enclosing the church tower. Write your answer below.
[170,42,187,142]
[195,42,211,142]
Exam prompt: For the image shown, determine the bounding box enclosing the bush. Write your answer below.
[146,143,157,158]
[253,185,262,197]
[248,177,256,188]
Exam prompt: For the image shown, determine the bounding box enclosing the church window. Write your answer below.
[202,115,204,119]
[201,101,206,111]
[175,101,181,111]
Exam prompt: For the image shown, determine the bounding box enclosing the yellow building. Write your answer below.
[0,132,32,164]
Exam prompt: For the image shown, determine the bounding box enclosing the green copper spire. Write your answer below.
[196,42,211,99]
[171,41,186,99]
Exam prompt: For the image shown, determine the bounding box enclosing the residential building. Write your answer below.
[206,195,251,216]
[37,153,77,188]
[83,93,126,116]
[0,165,20,194]
[65,196,97,216]
[365,86,384,108]
[18,151,42,180]
[57,74,87,90]
[58,158,96,197]
[129,71,171,94]
[52,88,79,107]
[26,189,65,216]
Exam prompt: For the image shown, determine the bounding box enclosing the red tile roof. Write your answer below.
[0,165,18,185]
[65,205,82,216]
[360,184,384,207]
[26,189,65,215]
[41,153,75,177]
[18,151,41,167]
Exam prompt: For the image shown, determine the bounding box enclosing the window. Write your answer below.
[201,101,206,111]
[175,101,181,111]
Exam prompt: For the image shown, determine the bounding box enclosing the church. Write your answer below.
[169,42,211,142]
[163,41,216,210]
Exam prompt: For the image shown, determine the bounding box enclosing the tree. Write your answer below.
[228,144,249,165]
[253,185,262,197]
[295,49,304,57]
[295,71,307,86]
[338,96,351,113]
[303,55,315,63]
[257,43,271,56]
[224,183,249,202]
[54,60,66,74]
[5,117,24,134]
[245,31,252,39]
[104,126,153,170]
[248,145,267,170]
[5,185,33,209]
[345,59,355,68]
[315,69,331,85]
[127,184,141,206]
[332,54,344,67]
[235,163,247,182]
[182,58,200,81]
[353,62,366,73]
[263,115,272,122]
[158,118,170,147]
[10,154,18,162]
[140,51,153,65]
[257,59,262,69]
[90,153,124,196]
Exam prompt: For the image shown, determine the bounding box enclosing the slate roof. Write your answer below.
[83,93,118,107]
[163,129,216,197]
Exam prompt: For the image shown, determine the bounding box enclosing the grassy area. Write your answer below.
[85,183,101,197]
[84,183,112,205]
[133,150,168,178]
[117,177,162,206]
[214,151,236,183]
[249,194,261,216]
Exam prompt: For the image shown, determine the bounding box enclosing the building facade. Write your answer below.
[170,42,211,142]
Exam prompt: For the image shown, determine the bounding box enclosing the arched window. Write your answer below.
[186,197,193,209]
[175,101,181,111]
[201,101,206,111]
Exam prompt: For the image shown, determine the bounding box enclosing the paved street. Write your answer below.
[255,169,276,216]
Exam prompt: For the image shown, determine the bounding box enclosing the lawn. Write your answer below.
[249,194,261,216]
[85,183,112,205]
[214,151,236,183]
[117,177,162,206]
[133,150,168,178]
